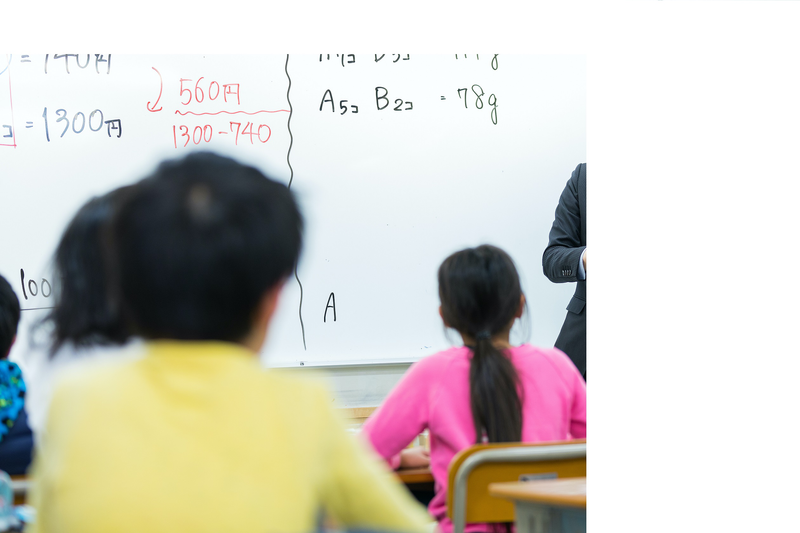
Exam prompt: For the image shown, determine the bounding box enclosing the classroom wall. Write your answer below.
[310,364,411,409]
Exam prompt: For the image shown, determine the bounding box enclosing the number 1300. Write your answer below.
[173,125,213,147]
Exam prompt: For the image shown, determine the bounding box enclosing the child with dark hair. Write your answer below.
[45,188,133,355]
[28,152,431,533]
[23,186,141,440]
[0,274,33,475]
[361,245,587,533]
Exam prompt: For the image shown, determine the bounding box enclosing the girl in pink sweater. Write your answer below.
[361,245,587,533]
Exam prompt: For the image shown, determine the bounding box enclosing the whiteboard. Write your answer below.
[0,54,585,368]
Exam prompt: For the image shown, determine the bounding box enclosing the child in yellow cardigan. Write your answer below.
[28,153,431,533]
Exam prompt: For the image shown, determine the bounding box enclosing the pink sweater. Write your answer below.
[361,344,587,533]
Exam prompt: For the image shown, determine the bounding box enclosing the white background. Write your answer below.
[3,1,800,531]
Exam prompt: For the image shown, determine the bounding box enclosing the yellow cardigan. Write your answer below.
[29,341,431,533]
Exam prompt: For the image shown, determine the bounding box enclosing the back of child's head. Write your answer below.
[112,151,303,343]
[44,187,133,357]
[0,274,21,359]
[438,244,524,443]
[438,245,522,338]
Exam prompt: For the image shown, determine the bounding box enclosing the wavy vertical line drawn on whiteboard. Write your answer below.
[285,55,295,189]
[285,54,307,351]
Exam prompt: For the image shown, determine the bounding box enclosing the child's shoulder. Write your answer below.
[412,344,571,372]
[48,355,141,416]
[510,344,582,380]
[412,345,471,371]
[511,344,570,362]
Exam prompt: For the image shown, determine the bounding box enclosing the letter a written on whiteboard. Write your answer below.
[324,292,336,322]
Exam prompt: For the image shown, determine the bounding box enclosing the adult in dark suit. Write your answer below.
[543,163,586,378]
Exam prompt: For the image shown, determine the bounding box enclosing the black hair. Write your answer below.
[438,245,524,443]
[43,188,133,357]
[0,274,21,358]
[111,151,303,343]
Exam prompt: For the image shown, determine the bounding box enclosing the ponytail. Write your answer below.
[469,333,522,443]
[438,245,525,444]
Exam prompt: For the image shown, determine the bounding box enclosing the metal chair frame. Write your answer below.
[450,442,587,533]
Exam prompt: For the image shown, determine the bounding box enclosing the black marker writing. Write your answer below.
[375,87,412,112]
[19,269,52,300]
[324,292,336,322]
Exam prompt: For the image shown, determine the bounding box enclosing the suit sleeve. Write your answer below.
[543,164,585,283]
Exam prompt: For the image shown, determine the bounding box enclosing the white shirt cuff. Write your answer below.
[577,249,586,280]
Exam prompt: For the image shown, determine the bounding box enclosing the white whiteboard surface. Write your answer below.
[0,54,585,368]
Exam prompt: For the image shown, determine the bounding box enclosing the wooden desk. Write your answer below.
[489,478,586,533]
[339,406,432,488]
[11,476,29,505]
[396,466,435,508]
[395,466,433,485]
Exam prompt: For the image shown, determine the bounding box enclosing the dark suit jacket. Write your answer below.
[542,163,586,377]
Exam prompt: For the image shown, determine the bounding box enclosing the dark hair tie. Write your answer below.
[475,331,491,341]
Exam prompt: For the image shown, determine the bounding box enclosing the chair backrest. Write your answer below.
[447,439,586,533]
